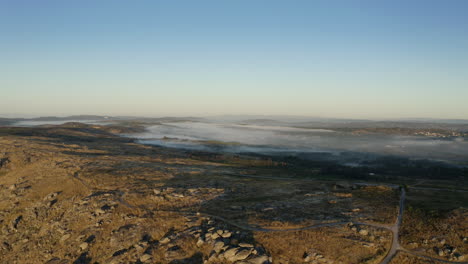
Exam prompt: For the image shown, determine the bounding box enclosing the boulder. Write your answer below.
[222,247,239,260]
[221,231,232,238]
[232,249,252,261]
[213,241,225,253]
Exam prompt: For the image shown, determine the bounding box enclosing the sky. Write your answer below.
[1,0,467,119]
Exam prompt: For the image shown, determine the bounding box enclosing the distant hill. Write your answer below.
[30,115,110,121]
[1,115,467,132]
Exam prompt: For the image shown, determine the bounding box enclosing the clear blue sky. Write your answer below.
[1,0,467,119]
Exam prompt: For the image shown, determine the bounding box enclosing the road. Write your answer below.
[379,187,405,264]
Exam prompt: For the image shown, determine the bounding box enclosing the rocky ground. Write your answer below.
[0,124,466,264]
[399,190,468,262]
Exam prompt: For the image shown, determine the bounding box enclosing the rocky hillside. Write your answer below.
[0,126,272,264]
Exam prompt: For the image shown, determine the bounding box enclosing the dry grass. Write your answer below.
[389,251,447,264]
[400,189,468,261]
[255,225,391,264]
[352,186,400,224]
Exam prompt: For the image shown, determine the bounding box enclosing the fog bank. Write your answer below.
[129,121,468,165]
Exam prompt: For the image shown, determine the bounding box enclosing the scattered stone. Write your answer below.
[45,258,69,264]
[159,237,170,244]
[95,208,105,215]
[359,229,369,236]
[221,231,232,238]
[60,234,71,243]
[140,254,152,262]
[44,192,59,201]
[248,255,270,264]
[196,237,204,247]
[79,242,88,251]
[239,243,254,248]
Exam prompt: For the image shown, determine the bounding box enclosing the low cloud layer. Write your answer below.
[12,118,468,165]
[130,121,468,165]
